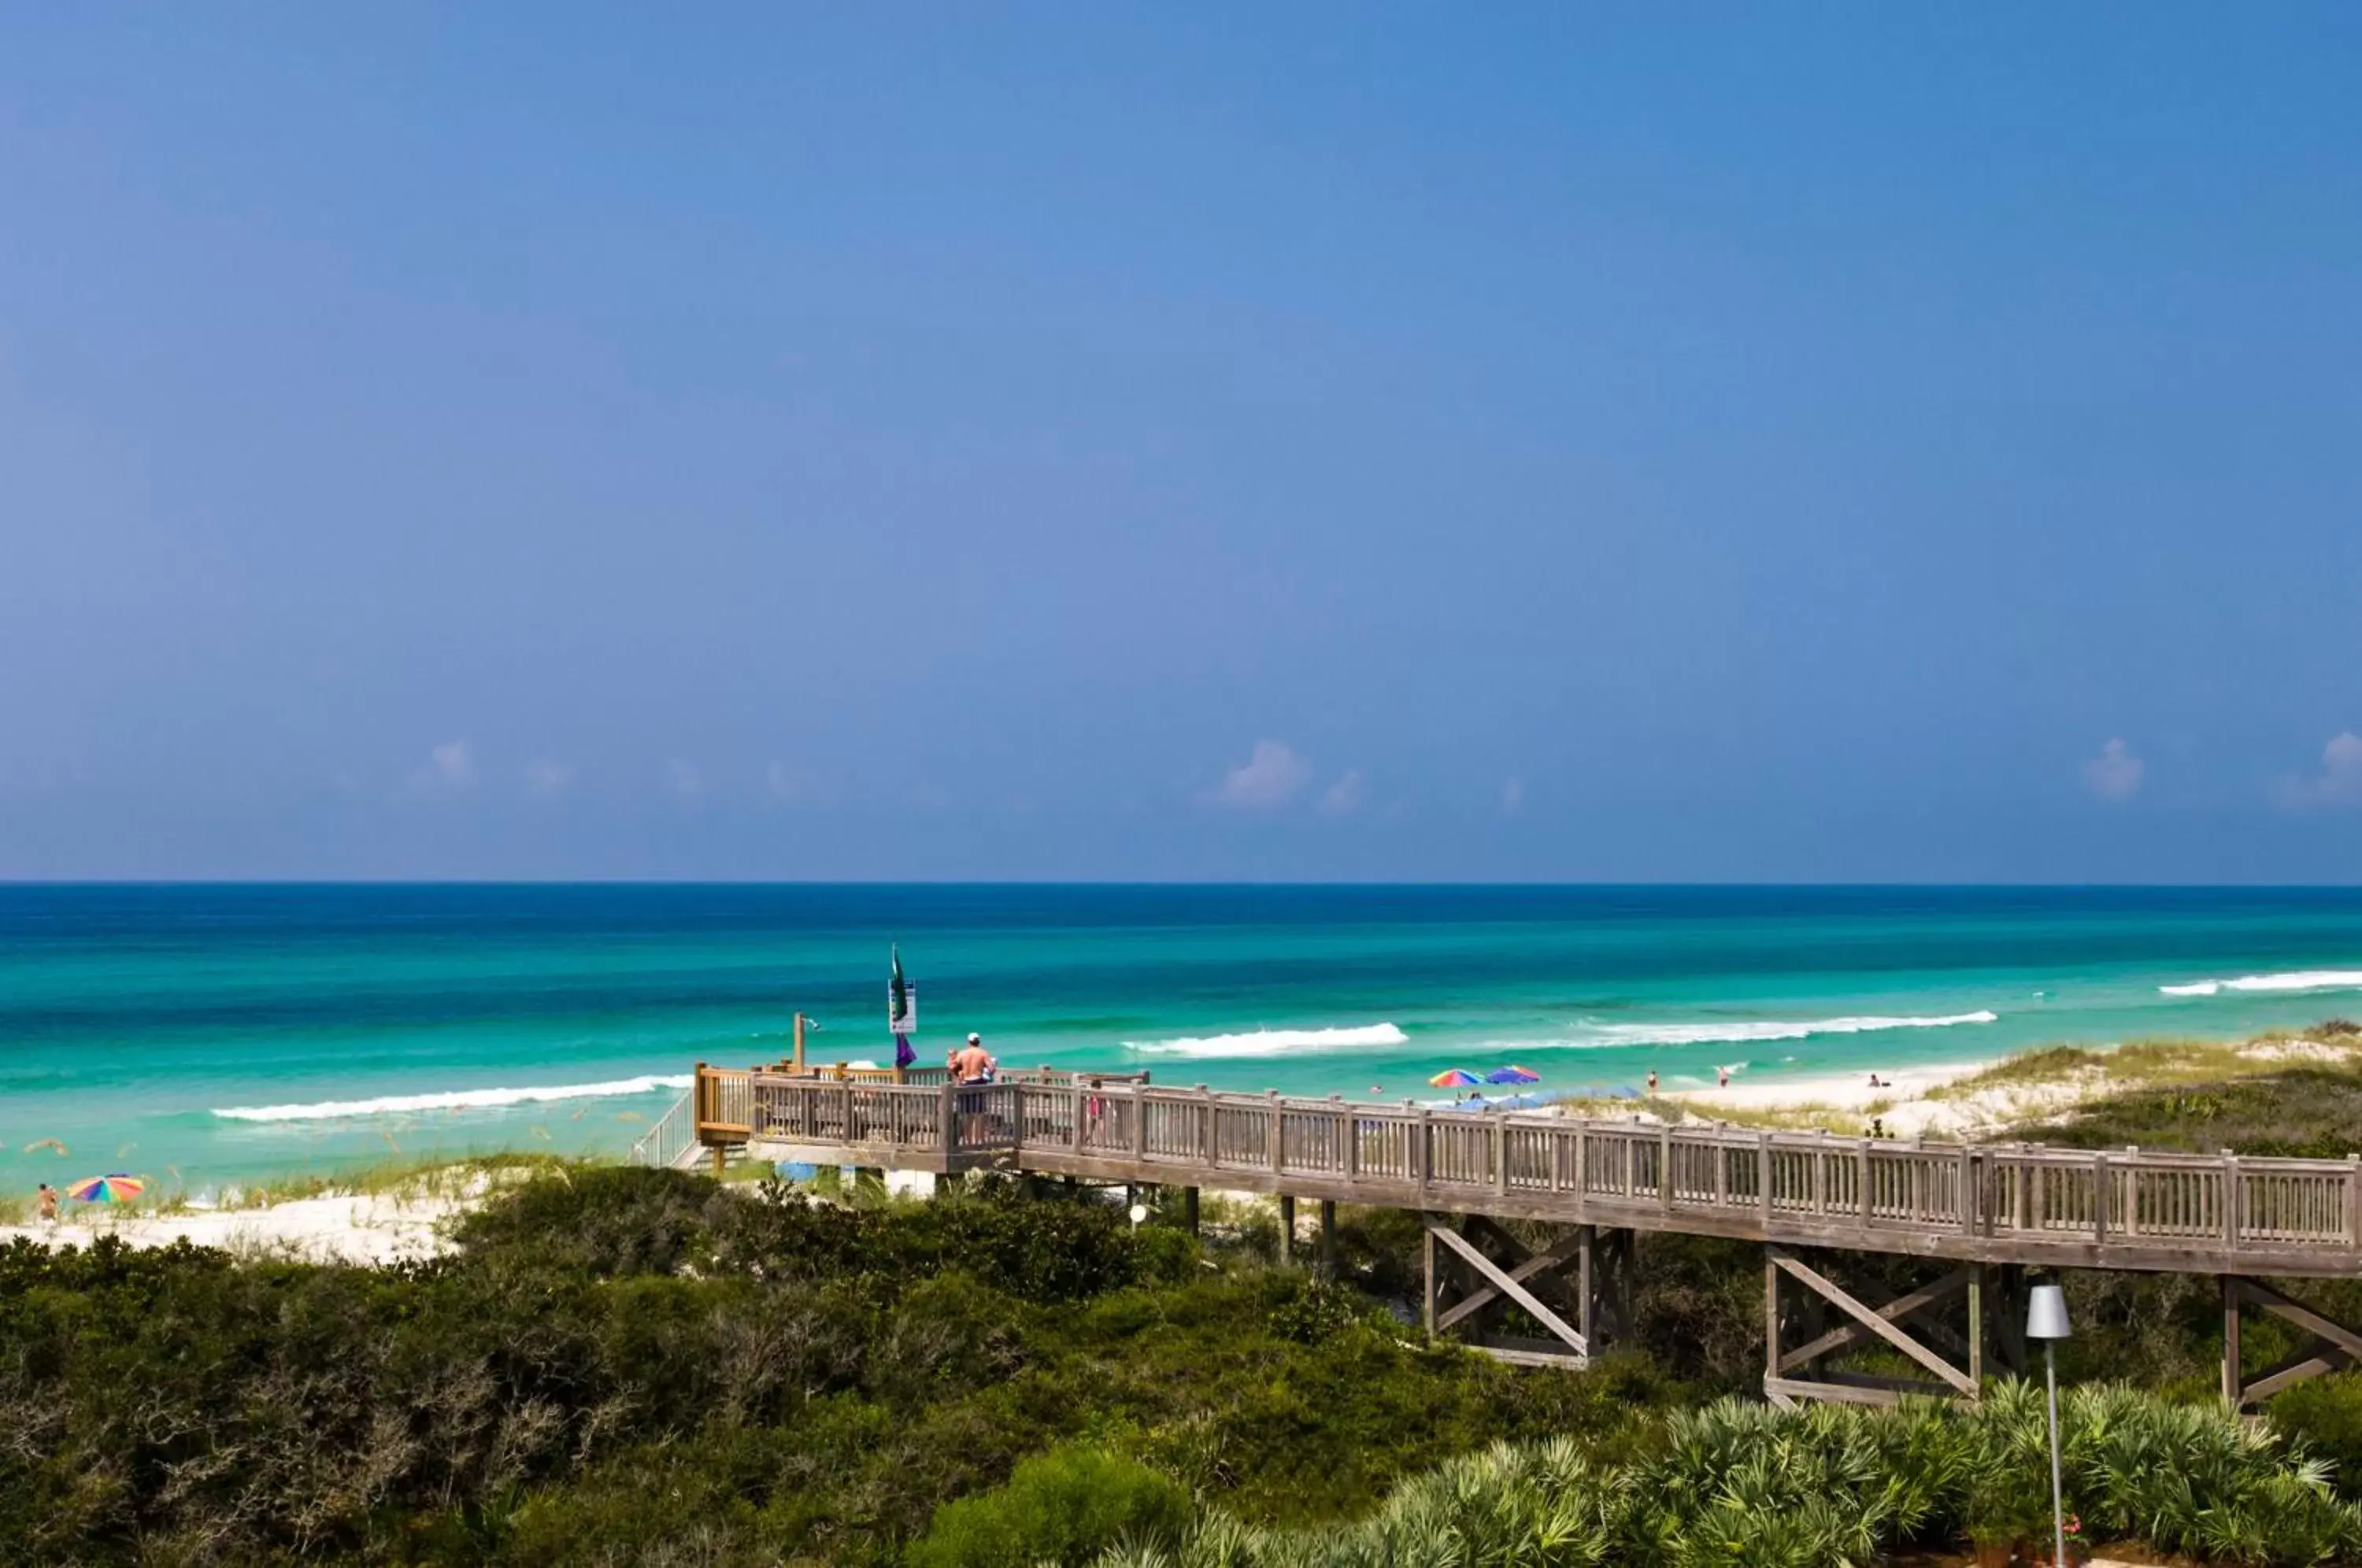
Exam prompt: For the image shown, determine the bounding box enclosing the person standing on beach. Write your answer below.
[1646,1069,1659,1094]
[36,1182,58,1227]
[1716,1065,1731,1089]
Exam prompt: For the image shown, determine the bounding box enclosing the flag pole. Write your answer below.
[793,1011,807,1074]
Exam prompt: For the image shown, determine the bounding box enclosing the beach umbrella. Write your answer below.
[1485,1066,1541,1085]
[66,1173,144,1204]
[1429,1068,1483,1089]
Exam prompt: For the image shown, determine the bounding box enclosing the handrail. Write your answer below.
[629,1089,697,1168]
[690,1072,2362,1272]
[748,1063,1152,1089]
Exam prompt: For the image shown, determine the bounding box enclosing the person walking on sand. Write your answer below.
[1716,1064,1731,1089]
[37,1182,58,1228]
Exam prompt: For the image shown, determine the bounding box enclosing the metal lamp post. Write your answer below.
[2027,1282,2073,1566]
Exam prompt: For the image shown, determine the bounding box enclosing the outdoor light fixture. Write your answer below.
[2027,1283,2072,1566]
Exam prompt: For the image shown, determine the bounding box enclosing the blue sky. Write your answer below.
[4,6,2360,881]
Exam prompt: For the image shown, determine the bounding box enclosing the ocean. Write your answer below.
[7,883,2362,1193]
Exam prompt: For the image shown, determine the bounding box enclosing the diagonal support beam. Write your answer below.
[1777,1268,1971,1371]
[2238,1279,2362,1359]
[1430,1220,1589,1356]
[2226,1278,2362,1407]
[2242,1343,2353,1404]
[1435,1229,1587,1333]
[1770,1248,1975,1396]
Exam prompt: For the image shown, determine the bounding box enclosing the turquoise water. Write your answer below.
[8,885,2362,1192]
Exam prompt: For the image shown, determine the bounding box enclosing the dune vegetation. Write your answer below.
[12,1040,2362,1564]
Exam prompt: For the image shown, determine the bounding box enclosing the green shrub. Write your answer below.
[1092,1385,2362,1568]
[1261,1274,1369,1344]
[449,1163,724,1275]
[908,1446,1191,1568]
[2273,1372,2362,1498]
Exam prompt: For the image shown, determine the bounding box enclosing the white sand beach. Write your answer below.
[1,1188,474,1263]
[1658,1034,2362,1138]
[1662,1059,2005,1137]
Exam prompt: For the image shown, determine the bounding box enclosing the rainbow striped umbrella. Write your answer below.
[1429,1068,1483,1089]
[66,1174,144,1204]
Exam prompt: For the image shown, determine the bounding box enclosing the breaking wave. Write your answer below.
[1558,1011,1999,1049]
[1124,1023,1409,1060]
[214,1074,694,1123]
[2160,970,2362,998]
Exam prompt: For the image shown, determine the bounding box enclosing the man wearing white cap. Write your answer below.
[949,1033,998,1148]
[952,1032,995,1085]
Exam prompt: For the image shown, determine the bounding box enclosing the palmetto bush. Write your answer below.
[1090,1385,2362,1568]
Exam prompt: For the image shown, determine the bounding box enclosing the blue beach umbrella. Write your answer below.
[1485,1066,1541,1086]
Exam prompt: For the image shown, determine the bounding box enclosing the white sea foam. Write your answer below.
[213,1074,694,1123]
[1554,1011,1999,1049]
[1124,1023,1410,1060]
[2158,971,2362,999]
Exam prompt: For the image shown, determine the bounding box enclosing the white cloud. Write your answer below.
[665,758,704,799]
[1501,775,1526,815]
[2079,738,2144,803]
[523,760,575,799]
[765,762,819,804]
[403,741,476,797]
[1318,769,1367,817]
[1208,741,1312,811]
[2275,732,2362,811]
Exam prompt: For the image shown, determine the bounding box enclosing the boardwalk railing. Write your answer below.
[694,1069,2362,1276]
[629,1089,698,1169]
[719,1063,1152,1090]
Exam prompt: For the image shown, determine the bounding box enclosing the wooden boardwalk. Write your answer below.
[687,1063,2362,1405]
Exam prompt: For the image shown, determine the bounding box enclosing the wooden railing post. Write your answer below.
[1267,1090,1283,1176]
[939,1082,956,1157]
[1201,1085,1217,1166]
[2093,1152,2110,1245]
[1416,1105,1431,1200]
[1960,1148,1975,1237]
[2223,1152,2240,1250]
[1489,1107,1504,1196]
[2348,1156,2361,1252]
[1757,1132,1772,1226]
[2121,1147,2138,1239]
[1660,1125,1673,1213]
[1134,1086,1150,1164]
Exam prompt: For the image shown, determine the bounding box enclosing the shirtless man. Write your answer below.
[951,1033,995,1084]
[950,1034,997,1145]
